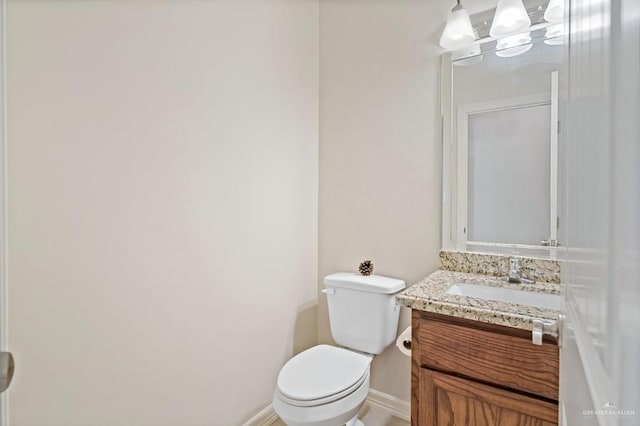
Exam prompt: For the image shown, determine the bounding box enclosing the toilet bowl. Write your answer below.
[273,345,372,426]
[273,273,405,426]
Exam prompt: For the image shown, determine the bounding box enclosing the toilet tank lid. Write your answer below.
[324,272,406,294]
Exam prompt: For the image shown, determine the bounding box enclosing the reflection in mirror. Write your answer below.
[441,25,564,257]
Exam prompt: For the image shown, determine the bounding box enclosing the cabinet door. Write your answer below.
[419,369,557,426]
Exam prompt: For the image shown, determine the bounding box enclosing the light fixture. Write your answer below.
[439,0,475,50]
[452,44,483,66]
[544,24,564,45]
[495,32,532,57]
[489,0,531,37]
[544,0,564,23]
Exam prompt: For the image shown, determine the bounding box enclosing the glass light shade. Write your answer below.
[489,0,531,37]
[544,24,564,45]
[495,32,532,57]
[439,4,475,50]
[544,0,564,23]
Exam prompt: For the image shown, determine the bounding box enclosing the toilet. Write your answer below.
[273,272,406,426]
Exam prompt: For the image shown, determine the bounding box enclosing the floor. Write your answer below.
[271,403,410,426]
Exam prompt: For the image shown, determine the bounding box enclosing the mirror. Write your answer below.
[441,26,564,257]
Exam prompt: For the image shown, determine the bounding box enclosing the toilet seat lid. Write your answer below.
[276,345,371,402]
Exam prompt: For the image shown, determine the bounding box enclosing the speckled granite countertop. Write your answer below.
[396,270,561,331]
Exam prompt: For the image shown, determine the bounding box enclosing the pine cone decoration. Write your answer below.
[358,260,374,276]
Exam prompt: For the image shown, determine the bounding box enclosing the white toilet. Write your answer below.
[273,272,406,426]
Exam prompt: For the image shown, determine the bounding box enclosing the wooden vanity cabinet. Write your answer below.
[411,311,559,426]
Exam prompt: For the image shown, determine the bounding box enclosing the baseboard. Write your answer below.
[242,404,278,426]
[243,389,411,425]
[366,388,411,422]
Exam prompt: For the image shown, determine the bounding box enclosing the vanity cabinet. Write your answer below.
[411,310,559,426]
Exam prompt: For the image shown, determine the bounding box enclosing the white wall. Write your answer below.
[6,1,318,425]
[318,0,445,401]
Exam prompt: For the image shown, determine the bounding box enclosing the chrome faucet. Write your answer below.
[500,257,534,284]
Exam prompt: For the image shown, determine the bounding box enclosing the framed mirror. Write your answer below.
[441,25,564,257]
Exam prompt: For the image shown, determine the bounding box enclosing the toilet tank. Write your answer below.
[324,272,406,355]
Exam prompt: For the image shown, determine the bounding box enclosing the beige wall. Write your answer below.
[6,1,318,425]
[7,0,448,420]
[318,0,446,401]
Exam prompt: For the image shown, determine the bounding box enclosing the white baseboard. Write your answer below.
[243,389,410,425]
[242,404,278,426]
[365,389,411,422]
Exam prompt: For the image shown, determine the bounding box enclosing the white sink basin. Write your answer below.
[446,282,561,311]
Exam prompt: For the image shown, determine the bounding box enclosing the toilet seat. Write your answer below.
[276,345,372,407]
[273,362,371,426]
[276,370,369,407]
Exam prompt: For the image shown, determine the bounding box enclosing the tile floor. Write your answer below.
[271,403,410,426]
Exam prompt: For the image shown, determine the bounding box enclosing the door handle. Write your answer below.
[0,352,14,393]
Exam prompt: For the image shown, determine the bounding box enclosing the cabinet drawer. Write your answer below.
[420,369,558,425]
[417,315,559,400]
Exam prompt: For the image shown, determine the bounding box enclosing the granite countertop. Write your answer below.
[396,270,561,331]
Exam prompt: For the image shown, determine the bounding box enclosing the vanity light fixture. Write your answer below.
[439,0,476,50]
[495,32,532,57]
[489,0,532,37]
[543,0,564,23]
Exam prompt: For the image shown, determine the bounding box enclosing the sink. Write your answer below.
[446,282,562,310]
